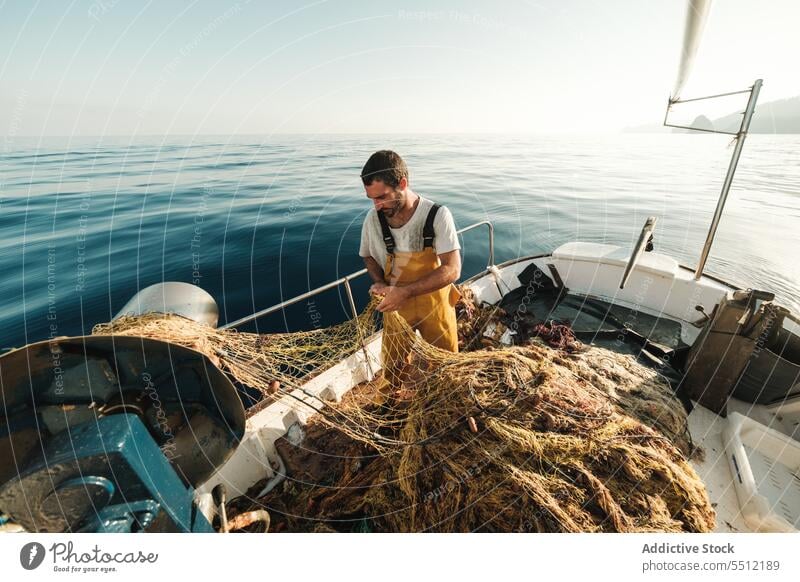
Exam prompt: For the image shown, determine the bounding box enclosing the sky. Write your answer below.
[1,0,798,136]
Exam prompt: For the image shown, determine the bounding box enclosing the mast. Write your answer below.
[692,79,762,279]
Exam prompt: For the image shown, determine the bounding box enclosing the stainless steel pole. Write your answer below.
[694,79,762,280]
[343,275,375,379]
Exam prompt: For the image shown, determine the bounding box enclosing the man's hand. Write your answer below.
[369,282,389,296]
[376,286,411,312]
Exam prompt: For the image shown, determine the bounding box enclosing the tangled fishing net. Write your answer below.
[93,289,715,533]
[92,304,377,399]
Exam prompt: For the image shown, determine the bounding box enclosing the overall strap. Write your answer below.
[376,210,396,255]
[422,203,441,249]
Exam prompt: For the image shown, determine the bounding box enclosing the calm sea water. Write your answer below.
[1,134,798,351]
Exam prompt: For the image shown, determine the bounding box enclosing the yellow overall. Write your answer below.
[380,246,461,383]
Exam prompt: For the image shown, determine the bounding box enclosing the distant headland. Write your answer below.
[624,95,800,134]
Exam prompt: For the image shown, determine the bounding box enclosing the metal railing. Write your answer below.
[663,79,763,280]
[220,220,494,330]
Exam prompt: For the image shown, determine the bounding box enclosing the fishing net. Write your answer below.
[93,289,714,533]
[91,304,379,398]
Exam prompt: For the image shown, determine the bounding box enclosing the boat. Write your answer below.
[1,1,798,534]
[189,210,800,533]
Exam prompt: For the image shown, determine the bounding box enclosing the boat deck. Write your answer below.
[474,261,800,533]
[688,403,750,532]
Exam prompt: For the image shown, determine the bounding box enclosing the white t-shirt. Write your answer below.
[359,196,461,268]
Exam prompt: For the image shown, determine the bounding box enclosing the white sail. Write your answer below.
[672,0,713,100]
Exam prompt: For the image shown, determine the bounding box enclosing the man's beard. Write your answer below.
[381,199,402,218]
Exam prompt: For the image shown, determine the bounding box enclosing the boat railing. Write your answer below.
[663,78,763,280]
[220,220,495,331]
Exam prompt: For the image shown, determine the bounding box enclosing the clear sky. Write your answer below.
[1,0,798,136]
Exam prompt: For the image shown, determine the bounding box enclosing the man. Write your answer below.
[359,150,462,356]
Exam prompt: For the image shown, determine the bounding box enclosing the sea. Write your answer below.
[1,133,798,351]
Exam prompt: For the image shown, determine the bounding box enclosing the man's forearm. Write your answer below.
[363,256,386,285]
[402,264,458,298]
